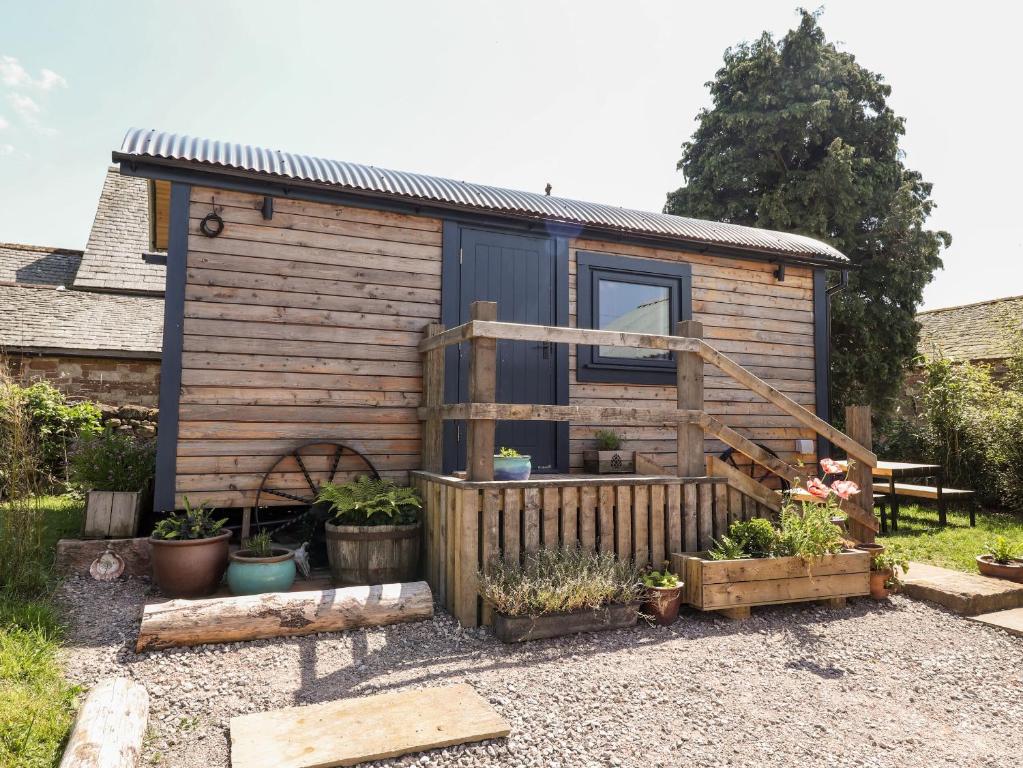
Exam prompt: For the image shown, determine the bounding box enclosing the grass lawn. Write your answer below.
[0,494,84,768]
[878,503,1023,573]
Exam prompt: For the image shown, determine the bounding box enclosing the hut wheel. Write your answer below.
[252,441,380,530]
[718,444,791,493]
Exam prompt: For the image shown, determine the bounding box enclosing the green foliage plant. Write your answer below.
[594,430,623,451]
[477,547,642,617]
[151,497,227,541]
[317,476,421,526]
[241,530,274,558]
[708,504,845,565]
[983,536,1022,565]
[728,518,778,559]
[497,446,523,458]
[18,381,102,488]
[665,8,950,419]
[641,568,680,589]
[68,430,155,493]
[708,535,748,561]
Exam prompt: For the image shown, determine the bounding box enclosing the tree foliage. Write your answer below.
[665,9,950,417]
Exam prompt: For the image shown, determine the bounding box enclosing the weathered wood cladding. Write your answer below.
[176,187,442,508]
[566,238,817,473]
[173,187,818,507]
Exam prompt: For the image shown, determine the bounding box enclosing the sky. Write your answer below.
[1,1,1020,311]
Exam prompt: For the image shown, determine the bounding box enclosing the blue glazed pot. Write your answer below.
[493,455,532,481]
[226,548,297,596]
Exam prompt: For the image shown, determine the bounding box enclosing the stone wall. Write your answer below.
[9,353,161,407]
[98,402,158,438]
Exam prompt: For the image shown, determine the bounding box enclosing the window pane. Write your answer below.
[597,279,670,359]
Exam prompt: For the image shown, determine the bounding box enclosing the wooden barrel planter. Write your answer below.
[324,521,421,585]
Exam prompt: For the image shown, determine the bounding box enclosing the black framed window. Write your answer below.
[576,250,692,384]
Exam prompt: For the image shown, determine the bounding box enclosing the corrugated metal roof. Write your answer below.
[115,128,848,263]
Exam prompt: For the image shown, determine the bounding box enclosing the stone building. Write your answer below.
[0,169,166,406]
[917,295,1023,375]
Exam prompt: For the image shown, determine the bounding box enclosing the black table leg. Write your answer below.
[889,476,899,531]
[937,472,947,527]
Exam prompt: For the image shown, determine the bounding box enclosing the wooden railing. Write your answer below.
[418,301,879,536]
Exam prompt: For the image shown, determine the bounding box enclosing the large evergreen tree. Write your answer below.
[666,9,950,420]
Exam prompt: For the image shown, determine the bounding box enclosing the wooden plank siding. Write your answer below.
[171,187,818,508]
[174,187,441,508]
[566,239,817,474]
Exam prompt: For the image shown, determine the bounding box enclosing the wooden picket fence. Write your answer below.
[412,472,773,627]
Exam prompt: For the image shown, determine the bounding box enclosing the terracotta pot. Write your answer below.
[643,585,683,626]
[856,541,885,557]
[869,568,892,600]
[149,531,231,598]
[976,555,1023,583]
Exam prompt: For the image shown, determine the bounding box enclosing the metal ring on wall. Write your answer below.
[200,211,224,237]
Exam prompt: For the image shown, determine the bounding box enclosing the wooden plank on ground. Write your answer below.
[229,683,510,768]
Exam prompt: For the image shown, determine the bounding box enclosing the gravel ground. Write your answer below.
[59,578,1023,768]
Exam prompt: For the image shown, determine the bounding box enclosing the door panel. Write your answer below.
[445,228,563,473]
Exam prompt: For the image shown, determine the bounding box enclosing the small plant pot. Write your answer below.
[493,455,531,481]
[583,450,636,474]
[976,555,1023,583]
[150,531,231,598]
[226,548,297,596]
[642,585,682,626]
[869,568,893,600]
[855,541,885,557]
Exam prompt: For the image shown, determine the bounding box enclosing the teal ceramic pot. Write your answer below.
[226,548,296,596]
[493,455,532,481]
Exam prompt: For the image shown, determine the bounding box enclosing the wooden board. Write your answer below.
[229,683,510,768]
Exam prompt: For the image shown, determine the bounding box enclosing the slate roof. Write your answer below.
[0,243,82,286]
[72,167,166,295]
[115,128,849,264]
[0,242,162,357]
[917,295,1023,362]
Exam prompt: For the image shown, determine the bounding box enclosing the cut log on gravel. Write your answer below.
[55,538,151,578]
[59,677,149,768]
[136,581,433,652]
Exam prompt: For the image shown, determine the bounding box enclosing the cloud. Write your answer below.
[0,55,66,90]
[9,93,40,120]
[0,115,8,130]
[0,144,13,157]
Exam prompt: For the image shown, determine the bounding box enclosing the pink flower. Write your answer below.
[806,477,831,499]
[830,479,861,500]
[820,458,843,475]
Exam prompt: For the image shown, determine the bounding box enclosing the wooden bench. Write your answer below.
[872,482,976,527]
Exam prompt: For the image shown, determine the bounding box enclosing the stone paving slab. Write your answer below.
[969,607,1023,637]
[901,561,1023,615]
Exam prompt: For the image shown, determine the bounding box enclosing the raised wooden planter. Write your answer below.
[492,601,640,642]
[671,549,870,620]
[84,491,143,539]
[583,450,635,474]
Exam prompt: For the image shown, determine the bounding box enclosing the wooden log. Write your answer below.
[676,320,705,477]
[59,677,149,768]
[466,302,497,481]
[136,581,434,652]
[54,538,151,578]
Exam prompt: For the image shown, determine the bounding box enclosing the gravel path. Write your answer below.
[59,578,1023,768]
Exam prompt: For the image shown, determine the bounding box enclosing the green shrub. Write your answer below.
[594,430,622,451]
[19,382,102,488]
[478,547,642,617]
[317,476,421,526]
[984,536,1022,565]
[68,429,155,492]
[709,505,845,564]
[728,518,778,558]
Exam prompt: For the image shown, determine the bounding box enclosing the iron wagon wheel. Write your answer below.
[252,441,380,528]
[718,444,791,493]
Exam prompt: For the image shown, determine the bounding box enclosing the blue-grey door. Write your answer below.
[444,227,567,473]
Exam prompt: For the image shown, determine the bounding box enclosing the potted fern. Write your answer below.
[226,530,297,595]
[976,537,1023,582]
[583,430,635,474]
[317,476,422,585]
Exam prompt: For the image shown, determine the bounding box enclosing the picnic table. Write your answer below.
[837,460,974,531]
